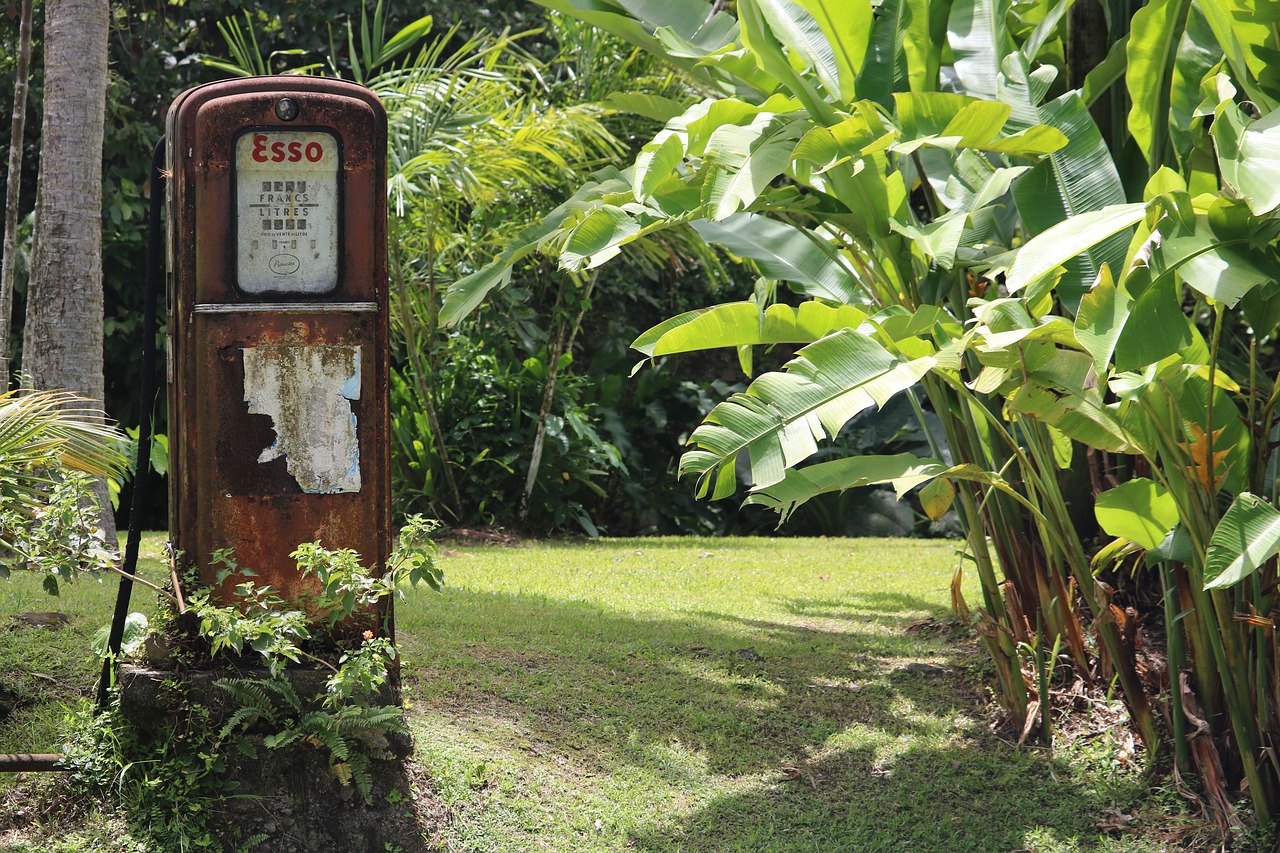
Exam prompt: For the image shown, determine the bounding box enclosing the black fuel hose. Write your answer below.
[97,137,164,712]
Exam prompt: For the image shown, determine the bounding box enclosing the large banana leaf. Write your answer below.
[633,96,798,198]
[702,114,809,219]
[1074,264,1132,374]
[893,93,1066,156]
[1081,37,1129,107]
[895,91,980,138]
[634,133,689,202]
[1210,81,1280,215]
[1204,493,1280,589]
[691,215,866,303]
[790,112,900,243]
[895,154,1037,268]
[601,92,690,123]
[1006,384,1135,453]
[947,0,1015,101]
[941,150,1026,248]
[1113,272,1195,370]
[560,205,645,269]
[679,329,935,494]
[859,0,951,105]
[753,0,870,105]
[896,28,1113,301]
[1168,7,1223,164]
[738,0,840,124]
[745,455,1019,522]
[1004,202,1147,300]
[567,112,816,266]
[531,0,745,93]
[1003,54,1131,309]
[633,301,869,356]
[743,453,945,520]
[440,167,635,324]
[1095,478,1179,550]
[1197,0,1279,110]
[1126,0,1193,173]
[1154,226,1279,308]
[857,0,911,107]
[1004,348,1138,452]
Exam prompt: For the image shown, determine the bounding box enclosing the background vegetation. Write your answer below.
[0,0,775,537]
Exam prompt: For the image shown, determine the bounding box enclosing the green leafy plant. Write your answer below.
[215,675,408,803]
[187,515,442,675]
[51,514,445,845]
[56,516,443,849]
[0,387,127,591]
[438,0,1143,746]
[439,0,1280,830]
[179,517,441,794]
[60,691,237,851]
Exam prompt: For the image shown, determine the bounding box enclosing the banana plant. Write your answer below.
[962,67,1280,818]
[471,0,1280,826]
[439,0,1176,744]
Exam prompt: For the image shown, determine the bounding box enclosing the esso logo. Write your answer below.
[250,134,325,164]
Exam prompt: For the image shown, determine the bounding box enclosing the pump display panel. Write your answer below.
[235,130,340,294]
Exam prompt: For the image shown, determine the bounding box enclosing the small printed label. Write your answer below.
[269,254,301,275]
[236,131,339,295]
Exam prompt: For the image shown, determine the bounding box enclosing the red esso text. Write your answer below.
[251,134,324,164]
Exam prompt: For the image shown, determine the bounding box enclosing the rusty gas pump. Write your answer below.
[165,77,390,611]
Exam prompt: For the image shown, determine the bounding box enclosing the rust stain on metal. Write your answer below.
[242,345,362,494]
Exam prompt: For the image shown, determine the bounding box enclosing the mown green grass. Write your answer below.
[0,534,1216,851]
[395,537,1175,853]
[0,536,167,758]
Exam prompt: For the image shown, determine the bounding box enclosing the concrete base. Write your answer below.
[117,664,432,852]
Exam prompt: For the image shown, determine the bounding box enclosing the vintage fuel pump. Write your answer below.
[165,77,390,611]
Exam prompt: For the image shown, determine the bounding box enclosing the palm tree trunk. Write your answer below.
[21,0,113,538]
[0,0,35,388]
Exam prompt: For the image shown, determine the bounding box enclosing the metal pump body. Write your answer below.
[166,77,390,610]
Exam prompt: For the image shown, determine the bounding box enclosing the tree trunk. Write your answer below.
[519,271,598,523]
[21,0,114,538]
[0,0,35,388]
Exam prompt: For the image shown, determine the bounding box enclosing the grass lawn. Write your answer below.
[400,537,1185,853]
[0,534,1228,851]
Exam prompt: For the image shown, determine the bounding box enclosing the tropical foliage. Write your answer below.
[206,5,741,535]
[443,0,1280,829]
[0,388,126,590]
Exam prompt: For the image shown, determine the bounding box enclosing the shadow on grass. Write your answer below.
[400,584,1136,852]
[631,742,1102,852]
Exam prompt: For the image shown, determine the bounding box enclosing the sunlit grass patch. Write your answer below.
[0,535,166,760]
[395,536,1180,852]
[0,533,1220,850]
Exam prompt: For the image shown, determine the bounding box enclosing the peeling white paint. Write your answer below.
[242,345,362,494]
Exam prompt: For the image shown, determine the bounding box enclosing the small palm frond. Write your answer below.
[0,389,127,503]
